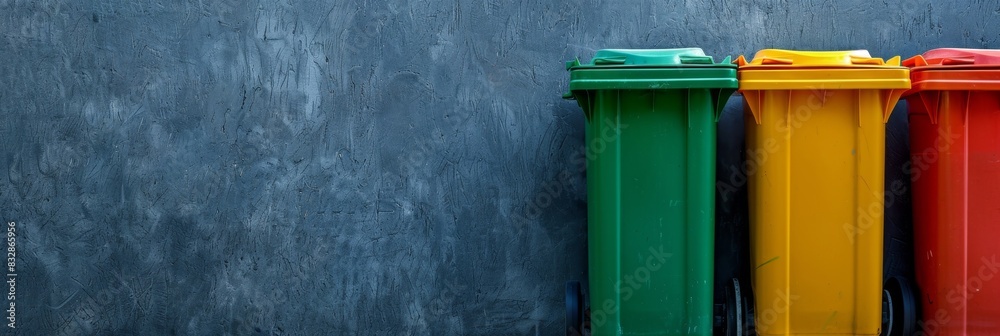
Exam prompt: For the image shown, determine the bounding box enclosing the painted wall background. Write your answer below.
[1,0,996,334]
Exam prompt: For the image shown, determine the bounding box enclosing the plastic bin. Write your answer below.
[564,48,737,336]
[735,50,909,336]
[903,48,1000,336]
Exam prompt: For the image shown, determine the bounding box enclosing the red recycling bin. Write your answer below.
[903,48,1000,336]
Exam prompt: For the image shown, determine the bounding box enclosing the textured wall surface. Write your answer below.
[2,0,998,334]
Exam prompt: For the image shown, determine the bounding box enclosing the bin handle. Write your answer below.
[565,58,582,70]
[564,58,581,101]
[941,57,976,65]
[761,57,793,65]
[592,56,627,65]
[850,56,885,65]
[679,55,715,64]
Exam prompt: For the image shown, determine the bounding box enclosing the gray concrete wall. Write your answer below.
[1,0,994,334]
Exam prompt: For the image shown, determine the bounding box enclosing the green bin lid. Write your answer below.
[565,48,738,91]
[568,48,728,68]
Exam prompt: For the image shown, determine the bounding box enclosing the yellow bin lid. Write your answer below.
[736,49,910,90]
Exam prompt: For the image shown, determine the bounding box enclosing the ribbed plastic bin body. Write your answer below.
[903,48,1000,336]
[566,48,736,336]
[735,50,909,336]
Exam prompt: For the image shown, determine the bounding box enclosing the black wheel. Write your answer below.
[883,276,918,336]
[883,288,894,335]
[725,278,745,336]
[743,290,755,336]
[566,281,584,336]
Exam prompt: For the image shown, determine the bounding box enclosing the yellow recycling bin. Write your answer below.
[735,50,909,336]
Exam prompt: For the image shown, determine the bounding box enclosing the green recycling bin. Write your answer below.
[564,48,737,335]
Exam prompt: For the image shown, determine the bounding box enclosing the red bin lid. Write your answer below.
[905,48,1000,67]
[903,48,1000,93]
